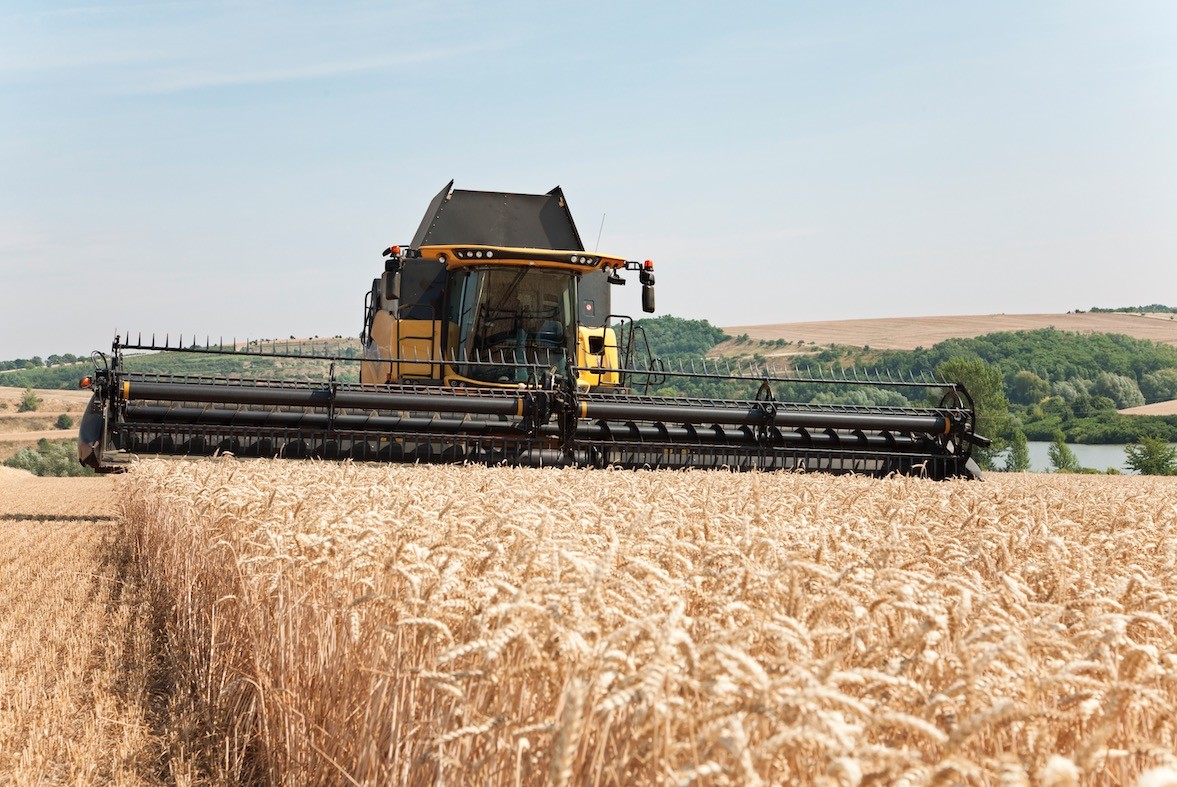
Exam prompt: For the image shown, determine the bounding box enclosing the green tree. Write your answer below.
[55,413,74,430]
[1052,379,1085,403]
[1124,436,1177,475]
[1048,436,1081,473]
[1091,372,1145,409]
[634,315,728,359]
[1003,429,1031,472]
[937,356,1014,471]
[1008,371,1051,405]
[17,388,41,412]
[1140,369,1177,402]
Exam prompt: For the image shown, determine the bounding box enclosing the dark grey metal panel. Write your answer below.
[399,258,447,320]
[410,180,455,249]
[578,270,609,328]
[410,182,584,250]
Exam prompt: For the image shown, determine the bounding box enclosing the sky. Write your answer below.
[1,1,1175,360]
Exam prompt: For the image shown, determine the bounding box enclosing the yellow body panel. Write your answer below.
[576,326,619,389]
[442,372,527,389]
[419,244,627,274]
[361,311,442,384]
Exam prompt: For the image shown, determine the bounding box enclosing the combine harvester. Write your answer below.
[78,182,987,478]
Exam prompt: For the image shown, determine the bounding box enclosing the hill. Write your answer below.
[720,312,1177,353]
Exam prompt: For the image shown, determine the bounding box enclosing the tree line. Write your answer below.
[0,353,85,371]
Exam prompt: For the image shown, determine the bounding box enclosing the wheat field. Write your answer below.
[0,467,164,784]
[112,459,1177,786]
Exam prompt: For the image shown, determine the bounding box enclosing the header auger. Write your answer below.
[78,182,988,479]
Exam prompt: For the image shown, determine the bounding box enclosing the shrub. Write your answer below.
[55,413,74,430]
[3,439,92,477]
[1003,429,1031,472]
[1048,436,1081,473]
[17,388,41,412]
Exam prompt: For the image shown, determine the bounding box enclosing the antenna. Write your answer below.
[594,213,606,251]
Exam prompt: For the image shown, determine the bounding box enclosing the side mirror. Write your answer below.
[641,284,655,313]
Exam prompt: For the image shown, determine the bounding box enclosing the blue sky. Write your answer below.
[1,1,1174,359]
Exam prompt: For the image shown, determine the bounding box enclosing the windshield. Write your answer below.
[449,267,576,383]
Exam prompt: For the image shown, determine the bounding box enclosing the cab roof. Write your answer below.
[410,180,585,251]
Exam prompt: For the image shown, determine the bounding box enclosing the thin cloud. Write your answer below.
[0,49,166,74]
[129,45,496,95]
[1,1,195,23]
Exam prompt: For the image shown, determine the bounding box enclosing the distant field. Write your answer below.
[1120,399,1177,416]
[721,312,1177,352]
[0,386,91,411]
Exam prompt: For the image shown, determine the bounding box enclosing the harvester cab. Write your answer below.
[78,180,987,479]
[359,182,656,392]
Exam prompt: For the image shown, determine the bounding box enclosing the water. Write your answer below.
[1023,441,1176,473]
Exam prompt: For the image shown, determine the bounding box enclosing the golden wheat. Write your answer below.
[0,467,165,785]
[119,459,1177,785]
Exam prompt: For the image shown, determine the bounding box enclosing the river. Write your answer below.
[1023,441,1177,473]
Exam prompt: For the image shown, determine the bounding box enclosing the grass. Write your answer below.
[117,460,1177,785]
